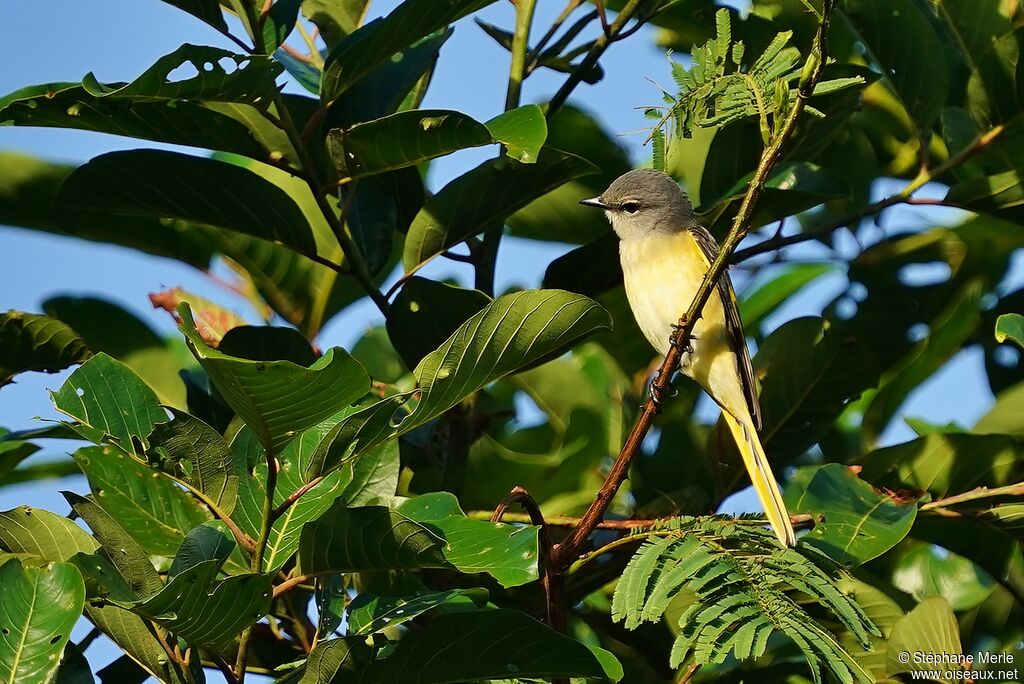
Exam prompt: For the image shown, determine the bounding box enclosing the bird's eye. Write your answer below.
[621,202,640,214]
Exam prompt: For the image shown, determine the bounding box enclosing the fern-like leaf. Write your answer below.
[612,516,880,684]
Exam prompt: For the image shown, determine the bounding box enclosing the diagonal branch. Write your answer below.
[551,0,837,571]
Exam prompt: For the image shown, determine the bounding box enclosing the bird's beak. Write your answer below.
[579,197,607,209]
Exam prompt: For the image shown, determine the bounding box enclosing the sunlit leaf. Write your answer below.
[0,311,91,388]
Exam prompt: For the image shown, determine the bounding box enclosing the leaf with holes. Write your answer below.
[403,149,597,271]
[178,304,370,453]
[148,409,245,513]
[320,0,497,101]
[57,150,318,259]
[0,560,85,684]
[785,464,917,567]
[50,355,168,456]
[74,446,212,558]
[0,311,91,388]
[314,289,611,473]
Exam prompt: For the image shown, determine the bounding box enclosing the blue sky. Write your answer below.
[0,1,1014,679]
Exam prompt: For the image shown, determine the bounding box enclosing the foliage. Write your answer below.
[1,0,1023,682]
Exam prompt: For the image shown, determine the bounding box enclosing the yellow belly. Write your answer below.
[619,231,750,421]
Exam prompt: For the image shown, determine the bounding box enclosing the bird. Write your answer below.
[580,169,796,547]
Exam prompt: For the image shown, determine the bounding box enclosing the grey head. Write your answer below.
[579,169,696,242]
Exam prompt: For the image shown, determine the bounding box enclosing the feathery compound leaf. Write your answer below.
[612,517,877,683]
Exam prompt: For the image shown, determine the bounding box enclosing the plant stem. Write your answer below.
[921,482,1024,511]
[475,509,818,529]
[474,0,539,296]
[551,0,836,571]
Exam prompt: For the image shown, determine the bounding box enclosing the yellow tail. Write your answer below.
[721,411,796,547]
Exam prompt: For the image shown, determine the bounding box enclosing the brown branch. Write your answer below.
[274,573,315,598]
[271,476,324,521]
[551,0,837,572]
[211,654,240,684]
[480,510,819,530]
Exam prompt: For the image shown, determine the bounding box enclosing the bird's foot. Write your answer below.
[669,319,696,355]
[648,372,677,410]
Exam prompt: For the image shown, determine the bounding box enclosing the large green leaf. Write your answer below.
[301,0,368,47]
[785,464,917,567]
[50,354,167,456]
[966,29,1024,128]
[843,0,950,130]
[0,560,85,684]
[718,317,877,473]
[148,410,244,513]
[320,0,497,101]
[891,542,995,611]
[0,311,91,388]
[74,446,212,558]
[0,46,292,162]
[0,507,195,683]
[0,152,215,268]
[346,589,488,635]
[886,597,962,683]
[178,304,369,453]
[739,264,838,334]
[933,0,1013,71]
[386,277,491,368]
[326,105,546,181]
[974,381,1024,436]
[0,428,40,485]
[57,150,318,258]
[298,504,448,573]
[398,492,540,587]
[857,433,1023,499]
[43,296,187,407]
[315,289,611,471]
[403,149,598,270]
[863,283,982,439]
[303,609,624,683]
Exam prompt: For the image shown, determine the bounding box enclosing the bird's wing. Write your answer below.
[688,225,762,430]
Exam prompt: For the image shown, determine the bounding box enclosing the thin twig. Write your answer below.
[732,123,1005,263]
[274,573,315,598]
[478,510,819,530]
[271,476,325,521]
[547,0,650,118]
[551,0,837,571]
[212,654,240,684]
[921,482,1024,511]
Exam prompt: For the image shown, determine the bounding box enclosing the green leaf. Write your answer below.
[305,609,623,683]
[933,0,1013,71]
[0,560,85,684]
[74,446,212,558]
[485,105,547,163]
[0,428,40,484]
[0,507,98,561]
[842,0,949,129]
[64,492,162,598]
[298,504,448,573]
[995,313,1024,348]
[785,464,917,567]
[399,492,540,587]
[43,296,187,408]
[863,282,982,439]
[315,289,611,472]
[966,29,1024,128]
[178,304,369,453]
[346,588,488,635]
[857,433,1023,499]
[974,380,1024,436]
[403,149,598,271]
[727,317,878,468]
[160,0,229,33]
[300,0,368,47]
[148,409,244,513]
[263,0,303,50]
[57,150,317,258]
[739,264,837,333]
[320,0,497,102]
[886,597,962,682]
[947,170,1024,230]
[0,47,293,162]
[386,277,491,368]
[0,311,91,388]
[326,105,546,181]
[0,152,215,268]
[891,542,995,611]
[50,354,167,456]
